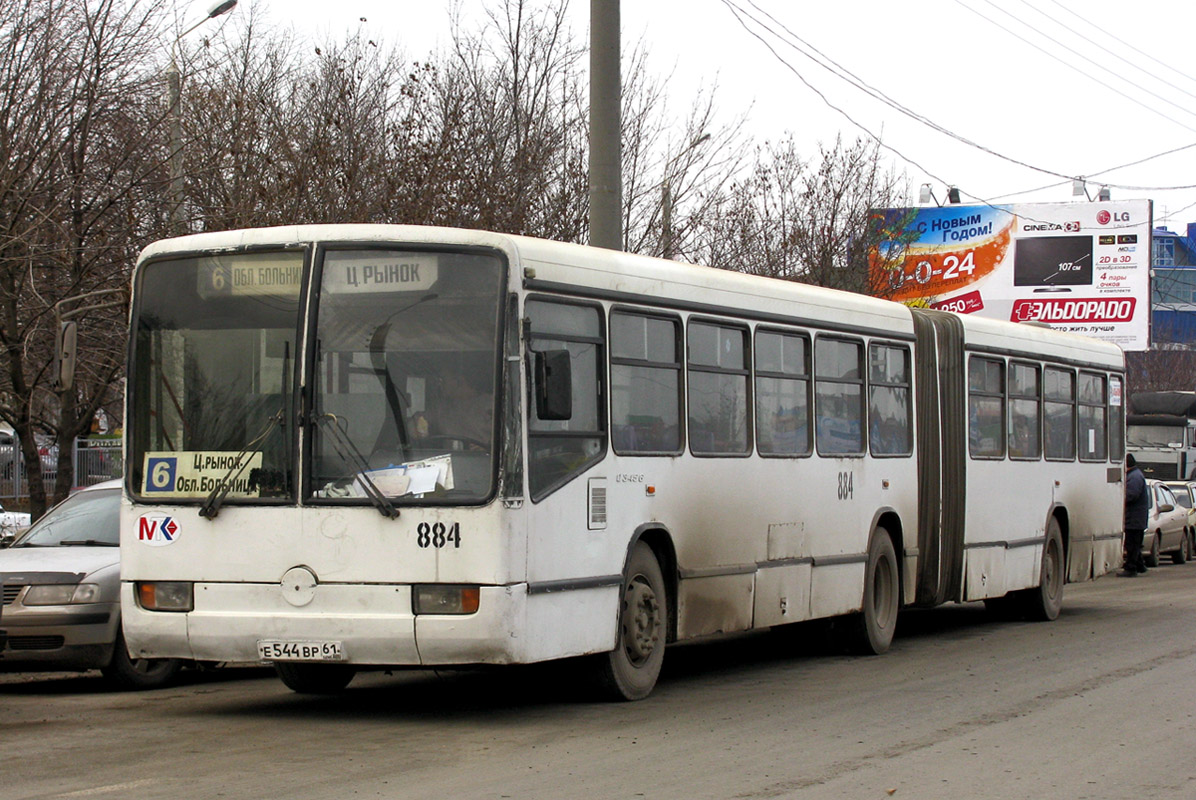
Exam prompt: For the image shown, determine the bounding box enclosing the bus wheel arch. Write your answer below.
[631,525,678,643]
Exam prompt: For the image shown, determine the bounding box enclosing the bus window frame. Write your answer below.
[754,326,813,459]
[1043,364,1077,463]
[968,355,1006,461]
[813,333,867,458]
[686,316,753,458]
[1077,370,1109,463]
[1109,373,1125,463]
[127,243,311,506]
[525,294,608,503]
[867,339,914,459]
[608,306,685,457]
[1007,359,1043,462]
[302,241,509,508]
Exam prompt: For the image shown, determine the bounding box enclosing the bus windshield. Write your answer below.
[128,246,506,506]
[130,250,303,502]
[310,248,505,504]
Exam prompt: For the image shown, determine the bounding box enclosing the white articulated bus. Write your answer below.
[121,225,1126,700]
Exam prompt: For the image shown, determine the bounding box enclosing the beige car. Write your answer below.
[1144,480,1191,567]
[1162,481,1196,559]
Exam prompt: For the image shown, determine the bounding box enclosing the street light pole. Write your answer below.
[167,0,237,236]
[660,133,711,260]
[589,0,621,251]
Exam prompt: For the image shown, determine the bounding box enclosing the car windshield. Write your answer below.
[14,488,119,547]
[1127,425,1186,447]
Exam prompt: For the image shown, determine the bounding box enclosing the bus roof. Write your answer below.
[137,223,1123,368]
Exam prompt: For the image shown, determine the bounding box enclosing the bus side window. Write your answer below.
[525,299,605,501]
[610,311,682,455]
[755,329,811,457]
[1044,367,1076,461]
[1109,375,1125,462]
[1078,372,1107,462]
[814,337,865,456]
[968,356,1005,459]
[1008,362,1042,460]
[868,342,912,457]
[687,320,750,456]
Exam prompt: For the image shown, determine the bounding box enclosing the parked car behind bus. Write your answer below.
[1144,480,1190,566]
[1162,481,1196,560]
[0,480,182,688]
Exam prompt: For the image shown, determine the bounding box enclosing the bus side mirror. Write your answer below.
[534,349,572,421]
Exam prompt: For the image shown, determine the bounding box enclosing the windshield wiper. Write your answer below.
[199,409,285,520]
[59,539,118,547]
[315,413,398,519]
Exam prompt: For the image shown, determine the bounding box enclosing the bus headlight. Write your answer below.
[23,583,101,605]
[136,581,193,612]
[413,584,480,615]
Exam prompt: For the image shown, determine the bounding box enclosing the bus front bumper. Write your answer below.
[120,582,529,667]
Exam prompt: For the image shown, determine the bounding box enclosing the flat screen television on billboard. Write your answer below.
[1013,236,1093,288]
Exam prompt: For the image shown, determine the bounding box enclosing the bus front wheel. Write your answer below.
[275,662,356,694]
[847,529,899,655]
[593,541,667,701]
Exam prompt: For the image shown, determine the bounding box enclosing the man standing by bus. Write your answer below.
[1122,454,1149,577]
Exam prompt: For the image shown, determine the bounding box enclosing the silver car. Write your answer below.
[0,480,181,688]
[1144,480,1191,567]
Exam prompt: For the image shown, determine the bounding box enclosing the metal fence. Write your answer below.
[0,438,122,501]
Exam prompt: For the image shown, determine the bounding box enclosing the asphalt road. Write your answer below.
[4,562,1196,800]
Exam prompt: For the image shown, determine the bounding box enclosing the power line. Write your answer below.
[724,0,1077,182]
[1013,0,1196,106]
[724,0,1196,202]
[956,0,1196,134]
[1045,0,1196,95]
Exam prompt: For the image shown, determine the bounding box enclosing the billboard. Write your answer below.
[870,200,1152,350]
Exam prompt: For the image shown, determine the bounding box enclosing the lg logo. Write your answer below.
[1097,210,1130,225]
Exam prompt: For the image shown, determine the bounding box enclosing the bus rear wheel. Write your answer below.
[1021,518,1064,621]
[274,662,356,694]
[593,541,667,701]
[847,529,899,655]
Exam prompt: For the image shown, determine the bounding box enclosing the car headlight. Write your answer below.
[23,583,101,605]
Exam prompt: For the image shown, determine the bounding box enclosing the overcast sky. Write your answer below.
[187,0,1196,229]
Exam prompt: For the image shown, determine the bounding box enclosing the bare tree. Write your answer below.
[692,135,909,296]
[0,0,166,515]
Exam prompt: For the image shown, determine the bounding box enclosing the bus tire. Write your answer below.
[593,542,667,701]
[274,662,356,694]
[1145,533,1161,568]
[847,529,899,655]
[1022,518,1064,622]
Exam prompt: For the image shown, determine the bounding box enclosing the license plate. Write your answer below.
[257,640,345,662]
